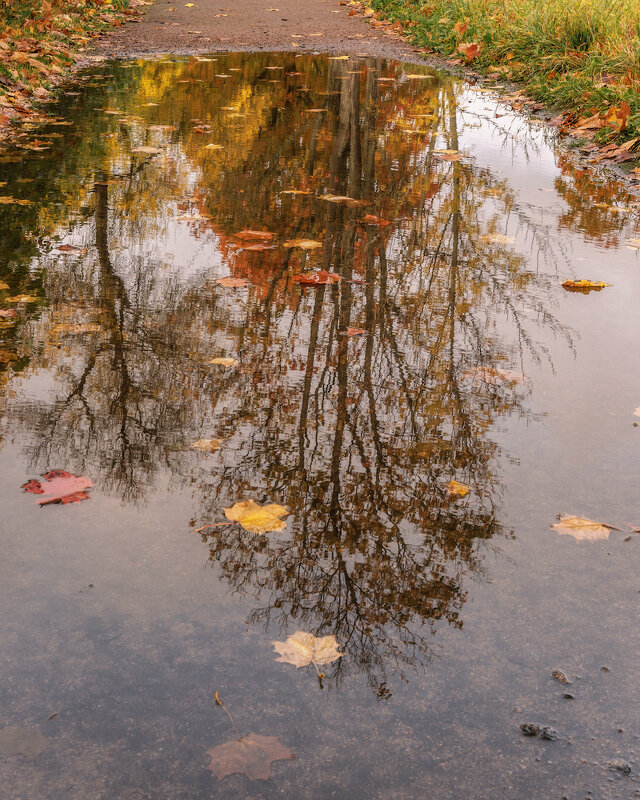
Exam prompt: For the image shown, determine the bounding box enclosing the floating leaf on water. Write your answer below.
[0,197,32,205]
[209,357,238,367]
[561,279,611,292]
[0,281,9,290]
[57,244,88,255]
[224,499,288,533]
[271,630,343,668]
[0,726,48,758]
[6,295,38,303]
[634,406,640,418]
[131,146,164,155]
[281,189,310,195]
[292,270,341,285]
[22,470,93,506]
[282,239,322,249]
[551,514,611,542]
[206,734,294,781]
[405,73,434,79]
[190,438,223,452]
[204,143,224,150]
[480,233,514,245]
[243,243,277,251]
[216,277,248,288]
[319,194,363,206]
[345,327,365,336]
[593,203,631,214]
[360,214,390,226]
[446,480,470,498]
[0,309,17,319]
[233,230,274,242]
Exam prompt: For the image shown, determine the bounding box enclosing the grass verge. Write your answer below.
[0,0,142,132]
[367,0,640,150]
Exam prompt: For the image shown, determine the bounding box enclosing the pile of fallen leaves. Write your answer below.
[0,0,143,134]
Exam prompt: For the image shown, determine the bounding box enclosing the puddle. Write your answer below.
[0,52,639,799]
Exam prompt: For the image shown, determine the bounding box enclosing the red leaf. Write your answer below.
[360,214,390,226]
[22,470,93,506]
[292,270,341,285]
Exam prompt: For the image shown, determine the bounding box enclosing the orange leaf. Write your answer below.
[292,270,341,285]
[233,230,274,241]
[217,277,248,288]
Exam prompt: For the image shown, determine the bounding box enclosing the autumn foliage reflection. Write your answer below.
[0,54,573,691]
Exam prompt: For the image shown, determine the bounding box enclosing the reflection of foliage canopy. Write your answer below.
[0,53,573,692]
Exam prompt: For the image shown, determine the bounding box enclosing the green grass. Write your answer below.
[369,0,640,144]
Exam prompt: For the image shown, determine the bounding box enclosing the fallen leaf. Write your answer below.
[204,143,224,150]
[562,279,611,292]
[405,73,434,79]
[6,295,38,303]
[634,407,640,417]
[551,514,611,542]
[282,239,322,249]
[271,630,343,668]
[360,214,390,226]
[318,194,363,206]
[457,41,479,61]
[206,734,294,780]
[243,243,277,251]
[190,438,222,452]
[345,327,365,336]
[57,244,88,254]
[480,233,514,245]
[216,277,248,288]
[0,309,16,319]
[281,189,310,195]
[0,281,9,290]
[292,269,341,285]
[224,499,289,533]
[233,230,274,242]
[22,470,93,506]
[0,197,32,205]
[209,357,238,367]
[0,726,48,758]
[446,480,470,498]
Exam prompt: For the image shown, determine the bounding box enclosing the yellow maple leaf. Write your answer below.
[224,500,289,533]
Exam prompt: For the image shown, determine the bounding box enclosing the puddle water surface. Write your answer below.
[0,52,639,800]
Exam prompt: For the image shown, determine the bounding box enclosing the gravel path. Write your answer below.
[94,0,420,59]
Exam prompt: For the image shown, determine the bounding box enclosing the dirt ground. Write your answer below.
[93,0,419,59]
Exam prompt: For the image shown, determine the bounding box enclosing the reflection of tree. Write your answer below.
[1,54,573,691]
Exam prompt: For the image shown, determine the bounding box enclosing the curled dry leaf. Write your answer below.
[282,239,322,249]
[190,438,222,452]
[206,734,294,781]
[22,470,93,506]
[551,514,611,542]
[216,277,248,288]
[233,230,274,242]
[446,480,470,498]
[562,280,611,292]
[271,630,344,668]
[292,269,341,286]
[209,357,238,367]
[224,499,289,533]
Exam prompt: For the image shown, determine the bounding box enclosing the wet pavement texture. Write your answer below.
[0,53,639,800]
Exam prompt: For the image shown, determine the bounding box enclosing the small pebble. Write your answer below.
[606,759,631,774]
[520,723,540,737]
[562,693,575,700]
[540,726,559,741]
[552,669,571,684]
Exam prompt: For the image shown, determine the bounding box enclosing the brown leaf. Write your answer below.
[233,230,275,242]
[282,239,322,249]
[190,438,222,452]
[271,630,343,668]
[551,514,611,542]
[562,279,611,292]
[131,146,164,155]
[318,194,364,206]
[243,243,277,251]
[217,277,248,288]
[292,270,341,285]
[57,244,88,255]
[480,233,514,245]
[206,733,294,780]
[0,349,17,363]
[0,309,17,319]
[360,214,390,226]
[223,499,289,533]
[457,42,479,61]
[345,327,365,336]
[209,357,238,367]
[6,295,38,303]
[22,470,93,506]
